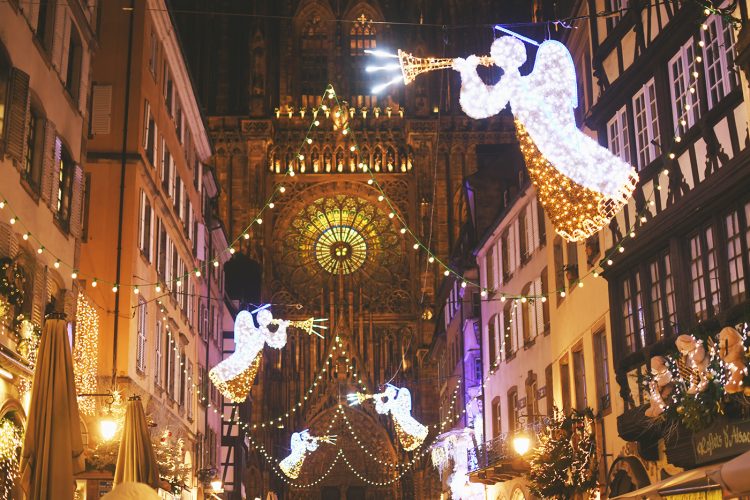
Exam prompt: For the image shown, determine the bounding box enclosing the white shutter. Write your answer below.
[151,123,159,167]
[52,4,67,72]
[154,321,162,386]
[525,204,535,257]
[136,299,147,373]
[89,85,112,135]
[534,279,544,337]
[530,201,540,253]
[138,190,145,252]
[142,100,150,148]
[197,223,206,261]
[31,263,47,325]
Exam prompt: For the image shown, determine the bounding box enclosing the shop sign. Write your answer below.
[693,419,750,464]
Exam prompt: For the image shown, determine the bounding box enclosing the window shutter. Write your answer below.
[69,164,84,238]
[39,120,56,205]
[4,68,30,163]
[0,223,13,257]
[530,201,540,253]
[31,263,47,326]
[142,100,150,148]
[526,204,535,256]
[90,85,112,135]
[534,278,544,336]
[47,137,63,211]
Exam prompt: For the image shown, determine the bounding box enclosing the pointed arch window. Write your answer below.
[300,15,329,108]
[350,14,377,107]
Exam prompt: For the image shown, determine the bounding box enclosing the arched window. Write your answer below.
[488,314,498,369]
[349,14,377,107]
[300,14,329,107]
[491,396,502,437]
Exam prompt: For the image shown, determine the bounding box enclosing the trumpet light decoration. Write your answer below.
[279,430,337,479]
[209,308,327,402]
[348,384,428,451]
[369,30,638,241]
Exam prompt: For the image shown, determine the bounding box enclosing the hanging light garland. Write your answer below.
[0,418,22,500]
[279,430,337,479]
[74,292,100,416]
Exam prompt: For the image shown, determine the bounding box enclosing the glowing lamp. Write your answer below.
[210,479,223,492]
[512,434,531,456]
[100,418,118,441]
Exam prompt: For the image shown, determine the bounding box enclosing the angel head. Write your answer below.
[291,430,320,453]
[256,309,274,328]
[490,36,526,72]
[374,384,412,416]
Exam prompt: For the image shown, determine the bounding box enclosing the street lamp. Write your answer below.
[210,478,223,493]
[512,434,531,456]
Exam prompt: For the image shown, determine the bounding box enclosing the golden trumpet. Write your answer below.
[397,49,494,85]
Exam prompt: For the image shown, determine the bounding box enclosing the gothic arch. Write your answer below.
[342,1,385,24]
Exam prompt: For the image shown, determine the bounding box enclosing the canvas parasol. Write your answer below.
[20,314,85,500]
[113,395,159,488]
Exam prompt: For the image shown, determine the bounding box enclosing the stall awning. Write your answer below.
[612,449,750,499]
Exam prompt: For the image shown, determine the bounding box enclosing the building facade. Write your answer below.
[79,0,229,497]
[0,0,95,497]
[585,0,750,496]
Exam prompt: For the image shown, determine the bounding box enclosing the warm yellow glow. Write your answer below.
[0,368,12,380]
[74,293,100,415]
[100,418,118,441]
[517,120,636,241]
[513,434,531,455]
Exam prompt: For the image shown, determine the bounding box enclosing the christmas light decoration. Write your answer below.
[0,418,22,500]
[348,384,428,451]
[431,429,484,500]
[208,308,326,402]
[279,430,336,479]
[155,429,191,492]
[74,293,100,416]
[676,334,710,394]
[645,356,672,418]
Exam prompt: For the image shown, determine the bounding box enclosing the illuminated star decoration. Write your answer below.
[369,29,638,242]
[348,384,428,451]
[209,306,326,402]
[279,430,336,479]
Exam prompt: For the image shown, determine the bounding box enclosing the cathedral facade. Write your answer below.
[175,1,534,497]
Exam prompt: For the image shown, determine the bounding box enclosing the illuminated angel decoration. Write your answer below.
[209,308,326,402]
[279,430,336,479]
[453,36,638,241]
[431,429,484,500]
[348,384,428,451]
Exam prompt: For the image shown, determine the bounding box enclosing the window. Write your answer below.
[503,301,514,359]
[22,108,45,190]
[65,27,83,104]
[0,49,10,138]
[537,201,546,246]
[725,210,746,304]
[491,397,502,437]
[540,269,550,332]
[56,145,75,228]
[525,374,539,423]
[621,273,646,353]
[136,298,147,373]
[148,28,158,77]
[607,105,630,164]
[649,251,677,339]
[593,329,611,412]
[519,208,529,261]
[585,234,601,268]
[175,100,183,144]
[187,361,194,419]
[702,15,736,109]
[632,79,660,170]
[572,347,587,410]
[179,349,186,406]
[488,314,498,369]
[606,0,627,32]
[34,0,56,54]
[166,331,175,398]
[161,143,172,194]
[560,358,571,414]
[486,247,495,291]
[669,39,701,135]
[163,63,174,116]
[553,237,565,303]
[143,100,157,166]
[198,365,207,407]
[545,364,554,416]
[154,321,163,387]
[349,15,377,107]
[566,240,579,287]
[138,190,153,262]
[521,282,533,344]
[474,357,482,382]
[156,219,167,280]
[508,388,520,433]
[300,15,329,108]
[689,227,720,321]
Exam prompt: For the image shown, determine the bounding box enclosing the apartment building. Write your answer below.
[79,0,228,496]
[0,0,95,497]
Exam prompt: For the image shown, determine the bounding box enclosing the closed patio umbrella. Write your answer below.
[19,315,85,500]
[113,395,159,488]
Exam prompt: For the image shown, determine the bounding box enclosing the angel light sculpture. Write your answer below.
[376,34,638,241]
[348,384,428,451]
[209,307,326,402]
[452,36,638,241]
[279,430,336,479]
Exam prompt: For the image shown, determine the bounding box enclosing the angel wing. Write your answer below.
[528,40,578,111]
